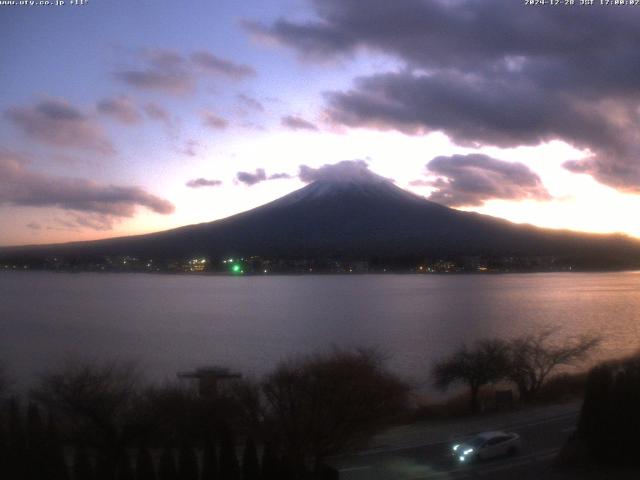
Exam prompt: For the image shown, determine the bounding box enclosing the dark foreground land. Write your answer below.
[333,402,638,480]
[2,340,638,479]
[332,402,577,479]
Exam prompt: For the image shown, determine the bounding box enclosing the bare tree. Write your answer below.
[258,348,410,473]
[133,382,204,443]
[31,360,140,469]
[432,339,510,414]
[0,362,11,399]
[507,329,599,402]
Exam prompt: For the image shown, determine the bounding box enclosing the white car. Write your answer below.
[451,431,521,463]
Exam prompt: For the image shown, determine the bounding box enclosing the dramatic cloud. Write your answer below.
[416,154,551,207]
[186,178,223,188]
[298,159,386,184]
[191,51,256,78]
[256,1,640,192]
[0,150,174,230]
[5,98,115,155]
[97,96,141,124]
[202,111,229,129]
[281,115,318,131]
[236,168,267,186]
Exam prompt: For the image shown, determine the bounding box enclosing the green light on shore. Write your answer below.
[232,264,241,274]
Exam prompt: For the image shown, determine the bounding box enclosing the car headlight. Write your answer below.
[452,444,460,451]
[463,448,474,455]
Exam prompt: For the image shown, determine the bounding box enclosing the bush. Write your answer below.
[577,355,640,465]
[536,372,587,403]
[258,348,410,472]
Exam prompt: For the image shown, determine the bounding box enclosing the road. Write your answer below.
[331,411,578,479]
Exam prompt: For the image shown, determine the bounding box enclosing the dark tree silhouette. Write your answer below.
[260,443,278,480]
[577,355,640,465]
[0,414,7,476]
[277,455,294,480]
[201,434,219,480]
[7,398,27,479]
[95,452,116,480]
[136,446,157,480]
[133,382,207,445]
[26,403,47,480]
[0,364,9,400]
[241,436,260,480]
[45,413,70,480]
[116,452,134,480]
[219,424,240,480]
[433,339,510,414]
[32,360,140,469]
[73,446,95,480]
[507,330,599,402]
[259,349,409,472]
[159,446,178,480]
[178,441,198,480]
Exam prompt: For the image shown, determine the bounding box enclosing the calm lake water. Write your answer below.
[1,271,640,392]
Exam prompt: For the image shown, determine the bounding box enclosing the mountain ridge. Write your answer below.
[2,176,640,271]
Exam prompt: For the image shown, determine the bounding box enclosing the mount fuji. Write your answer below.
[3,167,640,269]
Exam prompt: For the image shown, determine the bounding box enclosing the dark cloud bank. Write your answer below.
[5,99,115,155]
[413,154,551,207]
[252,0,640,192]
[0,150,174,231]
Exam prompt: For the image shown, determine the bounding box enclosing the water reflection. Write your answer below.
[1,271,639,391]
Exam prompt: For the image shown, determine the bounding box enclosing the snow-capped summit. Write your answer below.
[274,160,425,207]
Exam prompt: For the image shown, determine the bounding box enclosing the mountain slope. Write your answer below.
[2,175,640,269]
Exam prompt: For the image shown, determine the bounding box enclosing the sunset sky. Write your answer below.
[3,0,640,246]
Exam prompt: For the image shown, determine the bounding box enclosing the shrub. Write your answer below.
[577,355,640,465]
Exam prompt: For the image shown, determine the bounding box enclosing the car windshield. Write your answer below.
[465,436,487,448]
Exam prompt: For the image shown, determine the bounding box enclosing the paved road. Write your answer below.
[331,412,578,479]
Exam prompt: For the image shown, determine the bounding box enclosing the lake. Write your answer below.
[1,271,639,393]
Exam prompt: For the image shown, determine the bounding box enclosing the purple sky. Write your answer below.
[3,0,640,246]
